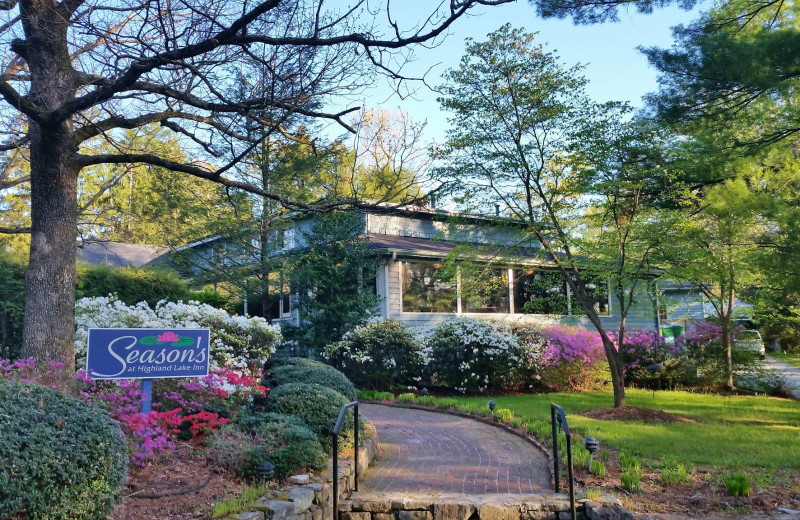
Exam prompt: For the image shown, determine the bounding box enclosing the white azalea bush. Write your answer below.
[427,317,524,394]
[75,297,281,368]
[323,319,424,391]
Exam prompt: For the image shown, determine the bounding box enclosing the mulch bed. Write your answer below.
[110,443,242,520]
[581,406,694,423]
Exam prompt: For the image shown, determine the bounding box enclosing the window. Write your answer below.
[513,269,569,315]
[402,262,457,312]
[575,274,611,316]
[462,268,510,313]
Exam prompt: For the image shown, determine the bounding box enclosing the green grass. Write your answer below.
[455,389,800,469]
[772,352,800,369]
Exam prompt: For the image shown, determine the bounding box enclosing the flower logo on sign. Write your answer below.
[157,331,181,343]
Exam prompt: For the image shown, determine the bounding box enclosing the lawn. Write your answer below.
[456,389,800,470]
[772,352,800,369]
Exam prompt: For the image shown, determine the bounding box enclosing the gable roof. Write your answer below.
[77,241,170,267]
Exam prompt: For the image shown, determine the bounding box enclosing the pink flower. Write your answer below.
[156,331,180,343]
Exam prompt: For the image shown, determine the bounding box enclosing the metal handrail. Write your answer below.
[551,403,576,520]
[332,401,359,520]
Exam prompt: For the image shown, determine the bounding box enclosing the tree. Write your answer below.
[643,0,800,149]
[435,24,666,407]
[0,0,513,376]
[285,211,381,353]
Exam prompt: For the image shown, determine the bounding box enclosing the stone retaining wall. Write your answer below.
[341,493,634,520]
[230,422,379,520]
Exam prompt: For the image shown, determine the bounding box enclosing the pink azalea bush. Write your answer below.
[1,358,264,466]
[537,325,609,392]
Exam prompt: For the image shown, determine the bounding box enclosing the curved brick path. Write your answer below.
[359,404,551,496]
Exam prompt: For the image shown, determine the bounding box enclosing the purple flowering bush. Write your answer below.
[538,325,609,392]
[677,321,754,388]
[618,330,688,390]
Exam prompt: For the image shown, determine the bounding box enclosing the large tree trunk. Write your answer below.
[22,123,79,381]
[19,1,79,384]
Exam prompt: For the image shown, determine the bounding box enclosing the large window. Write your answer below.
[513,269,569,315]
[402,262,457,312]
[462,268,510,313]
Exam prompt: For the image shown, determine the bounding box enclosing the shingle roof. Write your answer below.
[77,241,170,267]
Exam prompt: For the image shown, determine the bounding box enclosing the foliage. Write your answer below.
[619,329,688,390]
[0,258,24,360]
[427,318,523,394]
[434,23,643,406]
[723,473,752,497]
[492,408,515,423]
[396,392,415,403]
[539,325,609,392]
[677,321,763,389]
[508,324,550,391]
[266,382,352,452]
[324,319,424,391]
[208,413,327,481]
[75,365,265,465]
[77,263,190,306]
[357,389,394,401]
[661,463,692,486]
[590,460,606,479]
[210,483,270,519]
[75,296,281,368]
[0,379,128,520]
[264,362,356,400]
[284,211,381,354]
[620,466,643,493]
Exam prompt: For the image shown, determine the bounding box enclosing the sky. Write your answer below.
[327,0,702,144]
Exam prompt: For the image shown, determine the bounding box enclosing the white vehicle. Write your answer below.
[736,330,766,359]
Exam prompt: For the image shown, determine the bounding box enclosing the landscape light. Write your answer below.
[257,460,275,482]
[488,400,496,411]
[421,387,429,396]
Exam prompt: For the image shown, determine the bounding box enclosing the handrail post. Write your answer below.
[551,405,559,492]
[354,403,359,492]
[551,403,576,520]
[332,400,359,520]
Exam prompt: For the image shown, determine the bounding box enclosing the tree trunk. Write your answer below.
[19,2,79,386]
[22,123,79,382]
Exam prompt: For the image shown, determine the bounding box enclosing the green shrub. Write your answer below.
[0,258,24,360]
[77,262,190,307]
[0,380,128,520]
[590,460,606,479]
[567,447,592,470]
[209,413,327,480]
[415,395,437,406]
[620,466,643,493]
[661,464,691,486]
[510,417,527,429]
[267,383,352,452]
[324,319,424,391]
[492,408,515,423]
[396,392,415,403]
[357,389,394,401]
[267,356,321,369]
[264,363,356,400]
[723,473,751,497]
[435,398,460,410]
[619,453,641,472]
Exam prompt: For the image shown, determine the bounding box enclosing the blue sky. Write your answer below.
[330,1,702,144]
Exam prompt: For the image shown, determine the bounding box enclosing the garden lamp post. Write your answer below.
[584,436,599,472]
[488,400,496,412]
[258,460,275,482]
[646,363,665,398]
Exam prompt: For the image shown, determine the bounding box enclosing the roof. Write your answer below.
[77,241,170,267]
[366,233,554,264]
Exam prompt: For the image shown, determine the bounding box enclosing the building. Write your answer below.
[262,206,663,332]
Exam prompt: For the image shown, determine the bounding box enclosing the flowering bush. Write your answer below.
[75,365,264,465]
[74,296,281,368]
[508,324,549,391]
[618,329,687,390]
[677,321,754,388]
[538,325,608,391]
[323,319,425,391]
[427,318,522,394]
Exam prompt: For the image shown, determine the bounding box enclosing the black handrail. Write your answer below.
[551,403,576,520]
[332,401,359,520]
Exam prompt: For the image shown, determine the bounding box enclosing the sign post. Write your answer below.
[87,328,211,414]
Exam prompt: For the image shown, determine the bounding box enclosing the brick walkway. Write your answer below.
[359,404,551,496]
